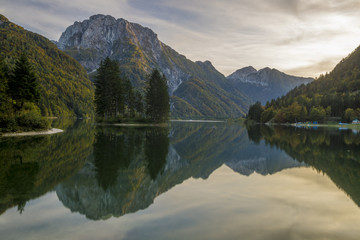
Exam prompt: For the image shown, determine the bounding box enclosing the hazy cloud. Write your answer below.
[2,0,360,77]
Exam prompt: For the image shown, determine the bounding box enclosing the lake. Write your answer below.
[1,120,360,239]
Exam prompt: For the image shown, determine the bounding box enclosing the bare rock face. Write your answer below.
[58,14,189,94]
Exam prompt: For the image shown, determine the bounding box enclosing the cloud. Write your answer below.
[286,58,342,78]
[2,0,360,77]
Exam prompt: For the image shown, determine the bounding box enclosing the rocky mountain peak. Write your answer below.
[57,14,164,76]
[227,66,257,81]
[196,60,215,69]
[57,14,252,118]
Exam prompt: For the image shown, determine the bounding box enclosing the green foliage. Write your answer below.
[0,54,49,132]
[0,108,50,133]
[170,96,203,119]
[94,58,144,122]
[95,58,124,118]
[247,102,264,122]
[309,106,326,122]
[260,107,275,123]
[0,59,10,113]
[173,77,248,119]
[7,54,40,110]
[0,15,94,117]
[145,69,170,123]
[258,45,360,123]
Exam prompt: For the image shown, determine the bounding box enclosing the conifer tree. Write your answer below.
[94,58,124,119]
[145,69,170,122]
[247,101,263,122]
[7,54,40,110]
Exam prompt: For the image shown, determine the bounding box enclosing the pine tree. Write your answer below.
[145,69,170,122]
[247,101,263,122]
[94,58,124,119]
[7,54,40,111]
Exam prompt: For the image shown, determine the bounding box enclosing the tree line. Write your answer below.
[247,92,360,124]
[247,45,360,123]
[94,57,170,123]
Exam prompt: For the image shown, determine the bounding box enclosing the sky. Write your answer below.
[2,0,360,77]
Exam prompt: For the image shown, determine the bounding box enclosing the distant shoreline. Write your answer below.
[291,123,360,131]
[170,119,225,123]
[1,128,63,137]
[97,119,225,127]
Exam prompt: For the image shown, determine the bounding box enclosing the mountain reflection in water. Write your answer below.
[55,122,304,220]
[2,121,360,223]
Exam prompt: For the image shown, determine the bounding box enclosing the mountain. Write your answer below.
[0,15,94,117]
[227,66,313,104]
[260,45,360,123]
[57,14,251,119]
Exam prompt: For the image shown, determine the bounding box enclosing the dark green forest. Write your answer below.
[247,45,360,123]
[94,58,170,123]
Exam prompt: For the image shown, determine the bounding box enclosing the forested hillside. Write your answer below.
[0,15,94,117]
[252,45,360,123]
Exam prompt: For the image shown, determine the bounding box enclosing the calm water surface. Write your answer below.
[1,120,360,239]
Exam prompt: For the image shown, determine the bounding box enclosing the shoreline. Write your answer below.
[1,128,64,137]
[290,123,360,131]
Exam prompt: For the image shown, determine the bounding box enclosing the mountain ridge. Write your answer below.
[227,66,313,104]
[57,14,251,118]
[259,45,360,123]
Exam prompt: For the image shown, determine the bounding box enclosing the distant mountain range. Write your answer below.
[0,13,316,119]
[227,66,313,104]
[57,14,313,118]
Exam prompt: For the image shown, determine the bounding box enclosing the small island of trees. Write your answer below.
[94,57,170,123]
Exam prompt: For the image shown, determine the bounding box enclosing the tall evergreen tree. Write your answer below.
[247,101,264,122]
[7,54,40,110]
[94,58,124,119]
[145,69,170,122]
